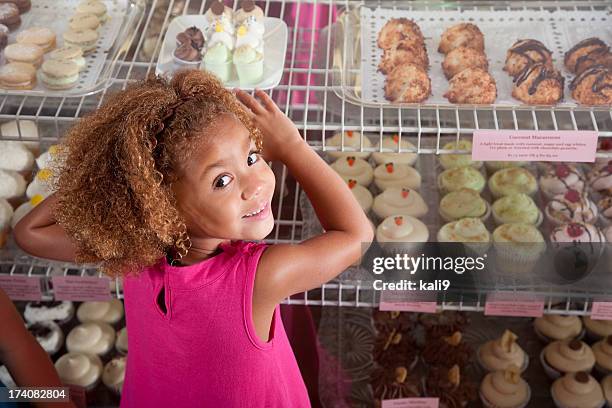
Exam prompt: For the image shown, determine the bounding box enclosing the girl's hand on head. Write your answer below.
[235,89,304,162]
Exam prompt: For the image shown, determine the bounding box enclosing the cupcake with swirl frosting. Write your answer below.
[345,179,373,213]
[372,187,428,220]
[478,330,529,373]
[66,322,116,357]
[376,215,429,257]
[373,163,422,191]
[437,217,491,256]
[550,222,605,244]
[55,352,103,391]
[330,157,373,187]
[593,335,612,375]
[439,188,490,222]
[492,223,545,274]
[439,140,483,170]
[551,371,604,408]
[541,339,596,379]
[489,167,537,199]
[326,131,371,160]
[540,164,586,200]
[492,193,543,226]
[372,134,418,166]
[438,166,485,195]
[583,317,612,342]
[545,190,598,226]
[534,315,584,343]
[479,365,531,408]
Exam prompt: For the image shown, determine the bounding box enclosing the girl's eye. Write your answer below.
[247,151,260,166]
[214,175,232,188]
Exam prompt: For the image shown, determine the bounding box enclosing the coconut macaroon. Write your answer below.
[40,60,80,90]
[63,28,99,55]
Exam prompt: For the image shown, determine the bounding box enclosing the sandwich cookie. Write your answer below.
[75,1,108,23]
[69,13,100,31]
[4,43,44,67]
[48,46,87,71]
[40,59,80,90]
[62,28,98,55]
[0,62,37,90]
[16,27,56,53]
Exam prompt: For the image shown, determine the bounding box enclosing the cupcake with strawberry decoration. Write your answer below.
[330,156,373,186]
[373,162,422,192]
[539,163,585,200]
[550,222,606,281]
[545,189,598,226]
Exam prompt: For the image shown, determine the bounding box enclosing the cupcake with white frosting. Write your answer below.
[0,199,13,248]
[492,193,543,226]
[372,187,428,220]
[373,163,421,191]
[115,327,128,355]
[593,336,612,375]
[551,371,604,408]
[24,301,74,326]
[0,120,40,155]
[601,374,612,407]
[541,339,596,379]
[103,356,126,395]
[55,352,103,391]
[492,223,545,275]
[438,166,485,195]
[478,330,529,373]
[372,134,418,166]
[479,366,531,408]
[11,194,46,229]
[330,157,373,187]
[326,131,371,160]
[583,317,612,342]
[376,215,429,257]
[66,322,116,357]
[0,169,26,202]
[0,141,34,173]
[545,190,598,226]
[439,139,483,170]
[539,164,586,200]
[438,188,490,222]
[36,145,63,170]
[77,299,124,326]
[437,217,491,255]
[534,315,584,343]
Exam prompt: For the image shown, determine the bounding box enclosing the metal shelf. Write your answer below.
[1,1,612,315]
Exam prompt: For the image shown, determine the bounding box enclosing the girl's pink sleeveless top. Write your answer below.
[120,240,311,407]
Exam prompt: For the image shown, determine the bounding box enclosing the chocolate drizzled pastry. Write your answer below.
[504,39,553,77]
[575,47,612,75]
[373,328,419,368]
[565,37,609,73]
[419,311,469,338]
[570,64,612,106]
[421,331,472,368]
[512,62,564,105]
[425,365,477,408]
[29,301,64,309]
[371,365,421,402]
[372,310,414,333]
[28,323,53,339]
[174,42,201,62]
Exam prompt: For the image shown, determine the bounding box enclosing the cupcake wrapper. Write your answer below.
[203,60,233,82]
[439,200,491,224]
[172,55,201,67]
[534,327,586,344]
[479,384,531,408]
[538,349,592,381]
[235,59,264,85]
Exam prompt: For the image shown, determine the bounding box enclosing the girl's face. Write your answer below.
[173,113,275,243]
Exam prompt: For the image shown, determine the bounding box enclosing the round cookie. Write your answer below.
[4,43,44,67]
[48,46,86,71]
[63,28,99,55]
[75,0,108,23]
[0,62,37,90]
[16,27,57,53]
[69,13,100,31]
[40,59,80,90]
[384,64,431,103]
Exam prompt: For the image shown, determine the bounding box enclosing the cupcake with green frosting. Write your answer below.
[492,193,543,226]
[488,167,538,199]
[439,140,483,170]
[203,43,233,82]
[484,161,528,174]
[439,188,490,222]
[233,45,263,85]
[438,166,486,195]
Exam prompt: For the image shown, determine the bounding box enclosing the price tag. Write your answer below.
[0,275,42,300]
[379,291,437,313]
[485,292,544,317]
[52,276,111,302]
[591,302,612,321]
[472,130,598,162]
[382,398,439,408]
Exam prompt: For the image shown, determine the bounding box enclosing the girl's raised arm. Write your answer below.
[236,90,374,305]
[13,194,77,263]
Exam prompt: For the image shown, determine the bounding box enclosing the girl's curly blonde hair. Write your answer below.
[54,70,262,277]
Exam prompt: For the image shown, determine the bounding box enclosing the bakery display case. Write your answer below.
[0,1,611,407]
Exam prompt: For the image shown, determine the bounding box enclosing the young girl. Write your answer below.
[14,70,373,407]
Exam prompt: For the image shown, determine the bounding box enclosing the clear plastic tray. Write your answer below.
[0,0,144,97]
[155,15,288,90]
[333,4,612,109]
